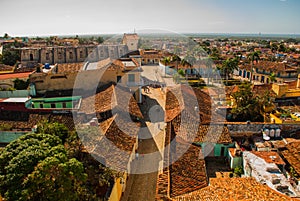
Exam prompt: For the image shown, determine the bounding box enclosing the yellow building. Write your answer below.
[272,74,300,98]
[29,58,143,103]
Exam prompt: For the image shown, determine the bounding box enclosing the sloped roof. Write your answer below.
[239,61,298,73]
[80,84,143,119]
[281,141,300,176]
[80,85,116,115]
[173,178,295,201]
[172,118,232,144]
[170,137,208,198]
[166,86,224,123]
[89,115,139,171]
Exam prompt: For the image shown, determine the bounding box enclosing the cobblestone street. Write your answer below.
[121,88,166,201]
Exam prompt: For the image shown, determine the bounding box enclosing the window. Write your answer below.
[51,103,56,108]
[128,74,135,82]
[79,51,83,58]
[69,52,73,59]
[46,53,50,60]
[30,53,33,61]
[58,52,62,60]
[62,102,67,108]
[117,76,122,83]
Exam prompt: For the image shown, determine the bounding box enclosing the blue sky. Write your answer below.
[0,0,299,36]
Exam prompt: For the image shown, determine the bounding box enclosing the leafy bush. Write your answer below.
[234,166,243,177]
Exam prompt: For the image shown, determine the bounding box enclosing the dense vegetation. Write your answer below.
[230,83,273,122]
[0,122,117,201]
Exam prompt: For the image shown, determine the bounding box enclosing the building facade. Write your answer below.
[20,45,129,66]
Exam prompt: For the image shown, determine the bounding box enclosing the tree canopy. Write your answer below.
[231,82,272,122]
[221,58,239,85]
[0,132,87,201]
[1,49,20,66]
[0,122,120,201]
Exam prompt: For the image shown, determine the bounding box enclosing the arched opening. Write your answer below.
[69,52,73,59]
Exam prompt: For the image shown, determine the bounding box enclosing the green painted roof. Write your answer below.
[32,96,81,103]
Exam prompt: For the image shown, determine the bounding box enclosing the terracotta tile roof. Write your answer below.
[251,151,285,165]
[80,85,116,115]
[252,84,276,97]
[165,86,184,122]
[0,65,14,72]
[239,61,298,73]
[173,178,296,201]
[80,84,143,119]
[166,86,225,123]
[270,140,288,149]
[139,49,166,59]
[99,115,116,134]
[114,86,143,119]
[170,137,208,197]
[0,72,32,80]
[88,116,139,171]
[172,118,232,144]
[0,113,75,130]
[281,141,300,176]
[0,113,49,129]
[156,122,172,200]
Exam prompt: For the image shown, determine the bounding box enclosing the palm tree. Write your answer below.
[171,55,181,72]
[162,57,171,77]
[247,51,260,83]
[221,58,239,85]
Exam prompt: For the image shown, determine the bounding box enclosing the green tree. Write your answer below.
[22,154,86,201]
[96,36,104,44]
[3,33,9,39]
[271,43,278,52]
[13,78,29,90]
[0,131,87,201]
[1,49,20,66]
[178,69,185,77]
[171,55,181,72]
[162,57,171,76]
[269,72,277,83]
[37,121,69,143]
[231,82,271,122]
[278,44,287,53]
[234,166,243,177]
[221,58,238,85]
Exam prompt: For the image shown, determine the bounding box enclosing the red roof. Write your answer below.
[0,72,32,80]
